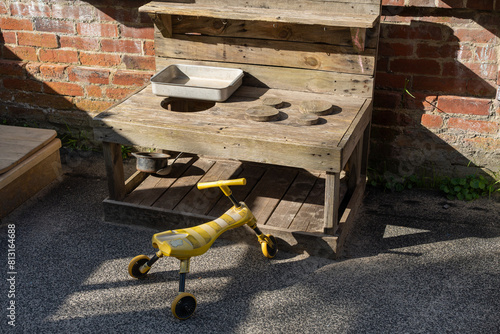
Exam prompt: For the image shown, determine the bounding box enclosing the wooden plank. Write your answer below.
[140,2,380,28]
[102,142,126,201]
[244,166,299,225]
[124,171,149,195]
[288,174,325,232]
[174,159,242,215]
[152,158,216,209]
[156,34,376,75]
[0,125,57,174]
[170,16,374,47]
[124,156,195,205]
[0,139,62,218]
[267,170,320,229]
[207,162,266,217]
[155,57,374,97]
[323,171,340,234]
[338,99,373,169]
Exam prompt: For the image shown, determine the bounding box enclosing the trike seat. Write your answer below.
[152,203,255,259]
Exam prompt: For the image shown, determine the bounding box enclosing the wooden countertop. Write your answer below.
[93,85,372,172]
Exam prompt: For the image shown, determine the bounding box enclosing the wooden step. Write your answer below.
[0,125,62,218]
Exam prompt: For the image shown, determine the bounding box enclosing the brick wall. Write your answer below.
[0,0,155,130]
[0,1,499,180]
[375,0,499,179]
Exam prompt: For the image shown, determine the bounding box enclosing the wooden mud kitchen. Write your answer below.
[93,0,382,258]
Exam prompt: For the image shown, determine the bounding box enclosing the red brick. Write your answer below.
[454,28,497,44]
[98,7,139,24]
[437,0,465,8]
[416,43,457,59]
[0,31,17,44]
[448,118,497,134]
[390,59,441,76]
[34,18,75,34]
[120,25,155,39]
[18,32,58,48]
[40,64,68,80]
[122,55,156,70]
[68,66,111,85]
[25,62,42,77]
[112,70,153,86]
[144,41,155,56]
[384,23,445,41]
[39,49,79,64]
[10,2,50,17]
[0,17,33,31]
[80,52,121,67]
[86,85,103,98]
[106,87,137,100]
[0,2,7,14]
[421,114,444,129]
[474,46,497,62]
[443,62,497,80]
[51,5,95,21]
[375,72,406,90]
[466,78,497,97]
[45,82,84,97]
[378,41,414,57]
[413,76,467,95]
[464,137,500,151]
[374,90,402,109]
[466,0,494,10]
[2,45,38,61]
[74,99,114,113]
[0,60,26,76]
[60,36,100,51]
[77,23,118,37]
[3,78,43,92]
[101,39,142,53]
[437,96,491,115]
[403,92,437,111]
[13,91,75,110]
[497,68,500,86]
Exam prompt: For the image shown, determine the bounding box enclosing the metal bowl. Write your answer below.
[132,152,170,173]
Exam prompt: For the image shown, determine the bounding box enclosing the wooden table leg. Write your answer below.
[102,142,126,201]
[324,171,340,235]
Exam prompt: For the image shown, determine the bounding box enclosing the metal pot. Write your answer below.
[132,152,170,173]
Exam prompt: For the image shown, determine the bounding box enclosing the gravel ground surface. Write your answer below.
[1,151,499,333]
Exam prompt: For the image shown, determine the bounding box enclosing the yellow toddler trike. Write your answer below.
[128,178,278,320]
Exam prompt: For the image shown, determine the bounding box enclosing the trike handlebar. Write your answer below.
[197,178,246,197]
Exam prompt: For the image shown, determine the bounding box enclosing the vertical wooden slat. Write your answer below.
[102,142,126,201]
[323,171,340,235]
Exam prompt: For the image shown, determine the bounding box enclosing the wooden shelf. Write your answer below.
[140,2,379,29]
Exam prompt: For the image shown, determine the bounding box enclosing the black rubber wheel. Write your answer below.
[171,292,197,320]
[262,234,278,258]
[128,255,150,279]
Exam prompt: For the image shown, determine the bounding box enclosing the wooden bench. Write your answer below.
[0,125,62,218]
[93,0,382,258]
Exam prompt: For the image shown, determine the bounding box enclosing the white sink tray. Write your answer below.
[151,64,244,102]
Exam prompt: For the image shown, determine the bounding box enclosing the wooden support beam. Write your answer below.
[350,27,366,52]
[324,171,340,235]
[102,142,126,201]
